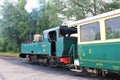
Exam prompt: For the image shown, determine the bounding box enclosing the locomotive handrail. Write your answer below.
[69,44,75,64]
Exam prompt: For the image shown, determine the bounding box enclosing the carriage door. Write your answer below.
[48,31,57,56]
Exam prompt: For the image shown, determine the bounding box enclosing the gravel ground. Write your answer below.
[0,56,119,80]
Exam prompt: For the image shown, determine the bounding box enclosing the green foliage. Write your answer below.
[0,52,18,56]
[0,0,30,52]
[29,1,61,34]
[108,0,120,10]
[54,0,120,20]
[0,0,120,52]
[53,0,107,20]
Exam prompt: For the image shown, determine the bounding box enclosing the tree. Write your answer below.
[30,0,62,34]
[0,0,31,52]
[108,0,120,10]
[53,0,120,20]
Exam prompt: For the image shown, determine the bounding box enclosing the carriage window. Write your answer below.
[105,17,120,39]
[80,22,100,42]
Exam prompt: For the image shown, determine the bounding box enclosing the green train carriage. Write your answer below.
[20,26,78,67]
[69,9,120,75]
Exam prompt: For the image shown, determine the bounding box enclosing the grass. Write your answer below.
[0,52,19,56]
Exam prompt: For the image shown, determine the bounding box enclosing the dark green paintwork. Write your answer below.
[63,37,77,57]
[78,42,120,71]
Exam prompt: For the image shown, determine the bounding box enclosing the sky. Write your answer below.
[25,0,41,13]
[0,0,41,13]
[0,0,4,5]
[105,0,113,3]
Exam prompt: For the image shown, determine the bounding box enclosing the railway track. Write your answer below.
[0,55,19,60]
[0,55,119,80]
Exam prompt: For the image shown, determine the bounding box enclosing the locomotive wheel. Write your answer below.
[50,62,57,68]
[29,55,34,64]
[29,55,38,64]
[58,63,65,69]
[25,55,30,63]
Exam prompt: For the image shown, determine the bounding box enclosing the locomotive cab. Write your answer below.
[48,31,57,56]
[42,26,78,67]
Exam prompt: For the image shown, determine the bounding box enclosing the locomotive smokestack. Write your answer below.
[29,8,41,42]
[29,32,34,42]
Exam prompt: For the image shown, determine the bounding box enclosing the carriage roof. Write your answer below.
[68,9,120,27]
